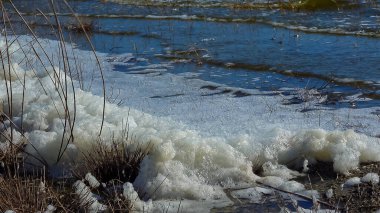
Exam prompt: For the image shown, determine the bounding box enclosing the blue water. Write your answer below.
[5,0,380,108]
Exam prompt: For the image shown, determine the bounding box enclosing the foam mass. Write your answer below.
[1,36,380,201]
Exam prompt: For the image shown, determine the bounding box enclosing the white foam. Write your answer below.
[325,188,333,199]
[230,188,263,203]
[85,173,101,188]
[123,182,153,211]
[73,180,108,212]
[278,180,305,193]
[259,176,285,188]
[1,35,380,211]
[44,205,57,213]
[343,177,361,187]
[261,161,304,180]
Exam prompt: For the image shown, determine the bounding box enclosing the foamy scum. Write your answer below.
[1,36,380,207]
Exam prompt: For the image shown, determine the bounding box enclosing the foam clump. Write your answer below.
[361,173,379,184]
[44,205,57,213]
[123,182,153,211]
[279,129,380,174]
[325,188,333,199]
[343,177,361,188]
[258,176,285,188]
[259,176,305,193]
[261,161,304,180]
[278,180,305,192]
[231,188,263,203]
[85,173,101,188]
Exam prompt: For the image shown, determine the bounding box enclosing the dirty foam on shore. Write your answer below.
[1,35,380,212]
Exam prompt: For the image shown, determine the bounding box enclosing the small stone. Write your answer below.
[326,188,333,199]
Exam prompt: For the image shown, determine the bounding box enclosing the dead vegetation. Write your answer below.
[76,138,151,184]
[0,0,151,212]
[0,175,63,212]
[0,169,139,212]
[294,161,380,212]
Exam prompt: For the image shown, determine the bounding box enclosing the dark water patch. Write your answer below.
[233,91,252,97]
[173,47,208,57]
[200,85,219,90]
[359,92,380,100]
[282,97,305,105]
[201,89,232,97]
[141,33,162,39]
[94,30,140,36]
[127,71,162,75]
[150,93,185,99]
[323,92,345,105]
[299,107,320,113]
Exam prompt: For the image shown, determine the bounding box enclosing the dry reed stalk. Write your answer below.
[0,175,73,212]
[0,0,107,167]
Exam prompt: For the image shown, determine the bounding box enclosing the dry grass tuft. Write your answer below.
[99,181,134,212]
[0,142,25,177]
[0,115,27,177]
[77,139,151,184]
